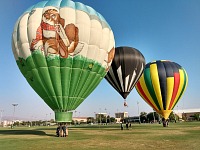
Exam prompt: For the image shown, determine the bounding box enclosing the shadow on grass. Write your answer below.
[0,129,56,137]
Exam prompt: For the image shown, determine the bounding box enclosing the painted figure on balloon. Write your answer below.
[30,9,81,58]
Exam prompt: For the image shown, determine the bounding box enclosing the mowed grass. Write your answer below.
[0,122,200,150]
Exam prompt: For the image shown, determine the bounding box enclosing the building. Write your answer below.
[115,112,128,123]
[95,113,107,119]
[174,108,200,121]
[72,117,87,124]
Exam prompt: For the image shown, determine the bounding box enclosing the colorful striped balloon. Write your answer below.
[136,60,188,119]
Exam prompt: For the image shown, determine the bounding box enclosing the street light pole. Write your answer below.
[105,108,107,125]
[0,110,4,126]
[152,109,155,123]
[137,101,141,124]
[99,108,101,126]
[12,103,18,128]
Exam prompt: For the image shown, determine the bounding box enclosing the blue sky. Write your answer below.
[0,0,200,120]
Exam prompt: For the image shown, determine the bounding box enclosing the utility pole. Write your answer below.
[12,103,18,128]
[0,110,4,126]
[105,108,107,125]
[152,110,155,123]
[137,101,141,124]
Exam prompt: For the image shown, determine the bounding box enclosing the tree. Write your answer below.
[193,113,200,121]
[87,117,95,124]
[110,117,115,123]
[140,112,147,123]
[106,115,111,124]
[169,111,179,122]
[147,112,159,123]
[96,114,106,123]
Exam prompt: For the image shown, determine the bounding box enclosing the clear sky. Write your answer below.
[0,0,200,121]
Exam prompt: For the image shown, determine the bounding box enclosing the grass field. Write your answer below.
[0,122,200,150]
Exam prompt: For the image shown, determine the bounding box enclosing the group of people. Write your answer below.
[121,122,131,130]
[56,123,68,137]
[162,118,169,127]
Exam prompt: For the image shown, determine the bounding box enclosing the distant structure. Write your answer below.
[115,112,128,123]
[95,113,107,119]
[72,117,87,124]
[174,108,200,121]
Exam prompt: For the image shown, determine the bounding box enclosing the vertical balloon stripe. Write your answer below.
[144,67,161,110]
[172,69,188,109]
[82,72,102,98]
[32,52,62,109]
[17,58,51,109]
[136,81,158,111]
[168,72,180,109]
[60,57,72,100]
[71,58,86,98]
[157,61,167,109]
[136,75,159,111]
[125,75,130,92]
[130,63,144,91]
[106,67,122,93]
[150,64,164,110]
[166,77,174,110]
[127,70,136,91]
[171,69,185,109]
[82,74,103,99]
[47,59,63,105]
[117,66,124,92]
[28,62,56,108]
[180,69,188,96]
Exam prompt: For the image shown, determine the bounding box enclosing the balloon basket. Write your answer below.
[55,111,73,123]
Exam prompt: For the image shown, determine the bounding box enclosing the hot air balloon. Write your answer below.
[105,46,145,106]
[136,60,188,121]
[12,0,115,123]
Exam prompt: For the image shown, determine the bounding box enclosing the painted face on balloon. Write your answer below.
[42,9,59,25]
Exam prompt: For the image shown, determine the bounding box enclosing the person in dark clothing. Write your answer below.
[121,123,123,130]
[62,124,67,137]
[126,122,129,129]
[56,125,60,137]
[162,118,166,127]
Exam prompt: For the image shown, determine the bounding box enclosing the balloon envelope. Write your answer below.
[136,60,188,119]
[105,46,145,100]
[12,0,115,122]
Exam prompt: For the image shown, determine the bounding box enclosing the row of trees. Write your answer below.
[139,111,180,123]
[140,111,200,122]
[10,111,200,127]
[12,120,54,127]
[84,111,200,125]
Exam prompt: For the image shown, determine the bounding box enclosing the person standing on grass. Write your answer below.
[126,122,129,130]
[66,124,69,137]
[59,123,63,137]
[56,125,60,137]
[62,123,67,137]
[121,123,123,130]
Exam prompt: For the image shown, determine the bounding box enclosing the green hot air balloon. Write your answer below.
[12,0,115,122]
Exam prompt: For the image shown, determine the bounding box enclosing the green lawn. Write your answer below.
[0,122,200,150]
